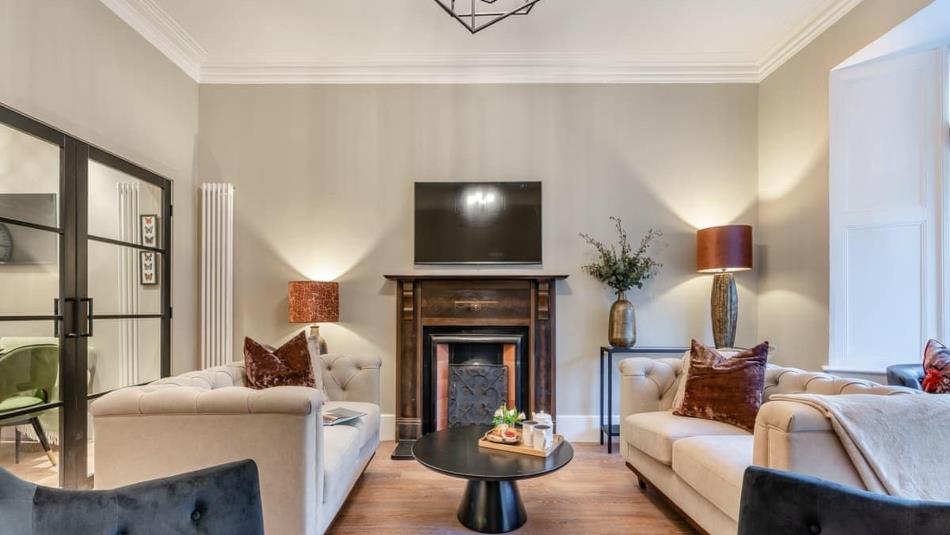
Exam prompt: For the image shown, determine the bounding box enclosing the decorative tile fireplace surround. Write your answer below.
[385,275,567,458]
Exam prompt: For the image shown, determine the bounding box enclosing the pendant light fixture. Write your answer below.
[433,0,543,34]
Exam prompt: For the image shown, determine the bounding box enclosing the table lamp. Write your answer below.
[696,225,752,348]
[288,280,339,354]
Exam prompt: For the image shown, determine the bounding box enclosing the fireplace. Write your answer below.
[385,275,566,458]
[423,328,528,434]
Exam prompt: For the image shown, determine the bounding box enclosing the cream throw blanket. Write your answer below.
[771,393,950,500]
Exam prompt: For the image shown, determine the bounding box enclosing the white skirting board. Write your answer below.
[379,414,602,443]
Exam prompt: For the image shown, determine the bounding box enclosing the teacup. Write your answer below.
[532,424,552,450]
[521,420,538,447]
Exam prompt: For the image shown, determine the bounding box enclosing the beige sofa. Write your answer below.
[90,353,381,535]
[620,356,916,535]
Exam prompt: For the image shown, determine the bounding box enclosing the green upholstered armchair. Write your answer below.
[0,344,58,465]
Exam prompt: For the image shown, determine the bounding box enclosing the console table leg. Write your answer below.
[457,479,527,533]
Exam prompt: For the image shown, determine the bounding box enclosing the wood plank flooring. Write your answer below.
[329,441,696,535]
[0,439,60,487]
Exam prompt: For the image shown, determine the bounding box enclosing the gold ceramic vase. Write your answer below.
[608,292,637,348]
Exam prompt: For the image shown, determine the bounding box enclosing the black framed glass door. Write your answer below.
[0,103,171,488]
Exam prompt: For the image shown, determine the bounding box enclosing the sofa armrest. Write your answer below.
[90,385,324,417]
[92,385,326,535]
[753,400,865,489]
[319,354,381,404]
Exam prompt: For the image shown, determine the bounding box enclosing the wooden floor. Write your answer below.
[329,441,696,535]
[0,439,60,487]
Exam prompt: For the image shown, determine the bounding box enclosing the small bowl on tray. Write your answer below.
[484,428,520,444]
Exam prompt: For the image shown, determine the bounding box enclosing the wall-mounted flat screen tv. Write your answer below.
[414,181,542,265]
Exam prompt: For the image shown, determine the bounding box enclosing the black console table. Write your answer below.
[599,346,687,453]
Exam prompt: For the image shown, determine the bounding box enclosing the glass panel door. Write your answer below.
[84,148,171,483]
[0,104,172,489]
[0,115,66,487]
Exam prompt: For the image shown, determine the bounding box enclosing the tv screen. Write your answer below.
[415,182,542,265]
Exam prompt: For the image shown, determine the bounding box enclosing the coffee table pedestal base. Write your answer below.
[457,479,527,533]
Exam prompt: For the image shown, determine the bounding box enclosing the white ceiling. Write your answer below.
[100,0,863,84]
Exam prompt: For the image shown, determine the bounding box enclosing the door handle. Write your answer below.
[79,298,94,338]
[61,297,79,338]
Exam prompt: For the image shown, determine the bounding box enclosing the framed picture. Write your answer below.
[140,214,158,247]
[140,251,158,286]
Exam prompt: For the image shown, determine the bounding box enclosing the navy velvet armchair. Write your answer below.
[0,459,264,535]
[886,364,925,390]
[738,466,950,535]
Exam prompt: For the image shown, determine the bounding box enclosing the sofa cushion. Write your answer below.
[672,435,753,521]
[673,340,769,432]
[623,410,748,465]
[322,425,360,505]
[324,401,380,451]
[244,333,316,390]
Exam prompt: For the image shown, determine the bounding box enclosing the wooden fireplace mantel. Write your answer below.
[386,274,567,441]
[384,274,569,281]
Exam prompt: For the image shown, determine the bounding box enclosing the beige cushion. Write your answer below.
[623,410,748,465]
[672,435,753,521]
[324,401,380,451]
[323,425,360,505]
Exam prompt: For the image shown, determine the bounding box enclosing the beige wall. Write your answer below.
[197,84,759,417]
[0,0,199,374]
[757,0,933,373]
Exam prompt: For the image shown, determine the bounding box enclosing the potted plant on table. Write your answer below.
[488,404,526,443]
[580,217,662,348]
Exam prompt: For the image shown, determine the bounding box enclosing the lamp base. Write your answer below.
[308,325,329,355]
[711,273,738,349]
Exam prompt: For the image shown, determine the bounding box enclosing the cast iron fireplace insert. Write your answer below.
[422,327,529,435]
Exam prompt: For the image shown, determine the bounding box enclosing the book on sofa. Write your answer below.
[323,407,366,426]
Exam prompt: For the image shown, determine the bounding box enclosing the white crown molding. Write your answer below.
[102,0,862,84]
[199,54,761,84]
[99,0,207,81]
[756,0,863,80]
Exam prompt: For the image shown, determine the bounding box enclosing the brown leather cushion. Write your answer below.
[923,339,950,393]
[244,332,316,390]
[673,340,769,432]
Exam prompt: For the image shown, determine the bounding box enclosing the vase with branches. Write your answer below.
[580,217,663,347]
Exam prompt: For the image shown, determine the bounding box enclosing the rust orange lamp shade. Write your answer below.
[288,281,339,354]
[696,225,752,348]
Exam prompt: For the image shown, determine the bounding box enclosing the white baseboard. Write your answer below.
[380,414,602,443]
[381,414,395,442]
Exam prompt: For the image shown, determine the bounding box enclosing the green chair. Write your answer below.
[0,344,58,466]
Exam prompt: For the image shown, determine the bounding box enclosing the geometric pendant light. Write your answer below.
[432,0,543,34]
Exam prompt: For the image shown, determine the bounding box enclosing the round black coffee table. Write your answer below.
[412,425,574,533]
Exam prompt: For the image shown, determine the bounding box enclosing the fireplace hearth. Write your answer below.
[385,274,567,459]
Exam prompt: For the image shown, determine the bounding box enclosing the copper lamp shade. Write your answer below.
[696,225,753,273]
[288,281,339,324]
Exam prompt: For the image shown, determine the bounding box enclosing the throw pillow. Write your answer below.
[923,339,950,394]
[261,334,325,392]
[671,347,741,412]
[244,332,316,390]
[673,340,769,432]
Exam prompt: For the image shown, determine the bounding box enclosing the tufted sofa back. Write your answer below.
[645,357,914,411]
[149,354,381,404]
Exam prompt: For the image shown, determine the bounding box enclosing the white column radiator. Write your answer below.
[117,182,140,386]
[200,183,235,369]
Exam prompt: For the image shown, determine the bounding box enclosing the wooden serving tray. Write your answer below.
[478,432,565,458]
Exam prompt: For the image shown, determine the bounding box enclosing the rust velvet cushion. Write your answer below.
[673,340,769,432]
[923,339,950,394]
[244,332,316,390]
